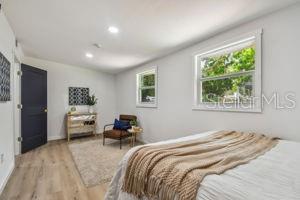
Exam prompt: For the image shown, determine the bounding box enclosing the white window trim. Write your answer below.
[193,29,262,113]
[136,66,158,108]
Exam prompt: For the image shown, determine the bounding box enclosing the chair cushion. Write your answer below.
[113,119,131,130]
[104,129,131,139]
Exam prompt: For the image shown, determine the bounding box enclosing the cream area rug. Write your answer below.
[68,138,138,187]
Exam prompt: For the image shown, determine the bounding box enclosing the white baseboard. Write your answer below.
[47,135,66,141]
[0,161,15,195]
[47,133,102,141]
[140,139,150,144]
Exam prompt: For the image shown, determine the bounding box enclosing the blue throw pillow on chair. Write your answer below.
[113,119,131,130]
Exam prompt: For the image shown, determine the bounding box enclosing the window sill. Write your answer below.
[136,103,157,108]
[192,104,262,113]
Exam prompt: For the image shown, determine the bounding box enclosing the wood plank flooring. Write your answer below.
[0,137,109,200]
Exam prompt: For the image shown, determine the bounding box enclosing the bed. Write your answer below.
[105,131,300,200]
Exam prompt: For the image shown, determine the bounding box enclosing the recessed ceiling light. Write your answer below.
[86,53,93,58]
[108,26,119,34]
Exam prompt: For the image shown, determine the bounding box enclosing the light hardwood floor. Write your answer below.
[0,137,108,200]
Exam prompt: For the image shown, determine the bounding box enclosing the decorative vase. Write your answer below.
[88,106,94,113]
[70,106,76,114]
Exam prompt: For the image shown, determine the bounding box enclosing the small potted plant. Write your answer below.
[130,119,140,131]
[87,94,98,113]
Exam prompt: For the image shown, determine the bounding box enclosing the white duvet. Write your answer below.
[105,131,300,200]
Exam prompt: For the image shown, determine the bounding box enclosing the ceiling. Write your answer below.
[3,0,299,73]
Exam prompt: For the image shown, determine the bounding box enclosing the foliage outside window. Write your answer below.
[136,68,157,107]
[194,30,262,112]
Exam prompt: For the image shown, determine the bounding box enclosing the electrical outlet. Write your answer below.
[0,154,4,164]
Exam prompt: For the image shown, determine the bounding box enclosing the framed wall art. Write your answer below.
[68,87,89,105]
[0,52,11,102]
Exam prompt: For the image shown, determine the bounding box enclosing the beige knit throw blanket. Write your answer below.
[122,131,279,200]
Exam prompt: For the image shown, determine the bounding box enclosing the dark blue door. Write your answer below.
[21,64,47,153]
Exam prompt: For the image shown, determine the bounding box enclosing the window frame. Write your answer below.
[136,66,158,108]
[193,29,262,112]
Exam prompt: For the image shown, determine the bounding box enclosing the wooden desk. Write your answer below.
[66,113,97,141]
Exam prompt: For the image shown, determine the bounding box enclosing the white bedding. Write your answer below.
[105,131,300,200]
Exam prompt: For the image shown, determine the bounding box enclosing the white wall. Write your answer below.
[22,57,117,140]
[115,4,300,143]
[0,11,21,194]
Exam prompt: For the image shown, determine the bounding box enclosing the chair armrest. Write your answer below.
[103,124,114,132]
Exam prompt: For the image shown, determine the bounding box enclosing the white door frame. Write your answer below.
[12,55,21,155]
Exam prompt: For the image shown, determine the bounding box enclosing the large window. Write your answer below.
[136,67,157,107]
[194,30,262,112]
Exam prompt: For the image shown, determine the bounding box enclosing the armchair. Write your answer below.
[103,115,137,149]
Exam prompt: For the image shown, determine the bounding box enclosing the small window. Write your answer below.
[136,67,157,107]
[193,30,262,112]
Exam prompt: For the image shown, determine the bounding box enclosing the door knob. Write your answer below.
[44,109,48,113]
